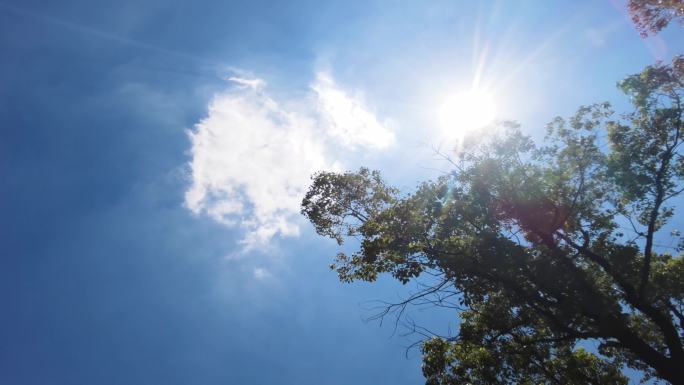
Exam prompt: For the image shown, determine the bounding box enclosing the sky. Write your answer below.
[1,1,683,384]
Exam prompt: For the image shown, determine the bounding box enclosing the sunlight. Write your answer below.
[440,89,498,140]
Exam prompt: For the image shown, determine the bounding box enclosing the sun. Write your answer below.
[440,89,498,139]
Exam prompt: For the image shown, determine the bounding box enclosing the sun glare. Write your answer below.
[440,89,498,139]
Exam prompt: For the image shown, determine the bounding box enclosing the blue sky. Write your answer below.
[1,1,683,384]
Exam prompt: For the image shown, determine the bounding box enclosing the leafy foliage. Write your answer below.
[302,58,684,384]
[629,0,684,37]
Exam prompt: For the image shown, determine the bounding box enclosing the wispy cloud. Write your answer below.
[312,72,394,149]
[253,267,272,279]
[185,73,393,249]
[225,76,266,90]
[584,21,622,48]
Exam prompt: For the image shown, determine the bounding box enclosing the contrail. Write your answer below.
[0,1,234,79]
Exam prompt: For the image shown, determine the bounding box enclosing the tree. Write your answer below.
[301,57,684,384]
[629,0,684,37]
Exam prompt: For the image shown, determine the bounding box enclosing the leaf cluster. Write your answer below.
[629,0,684,37]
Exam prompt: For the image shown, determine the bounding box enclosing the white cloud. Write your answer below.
[585,28,606,47]
[313,72,395,149]
[225,76,266,90]
[584,22,622,48]
[253,267,272,279]
[185,72,393,249]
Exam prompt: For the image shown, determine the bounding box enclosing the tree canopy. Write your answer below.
[301,57,684,384]
[629,0,684,37]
